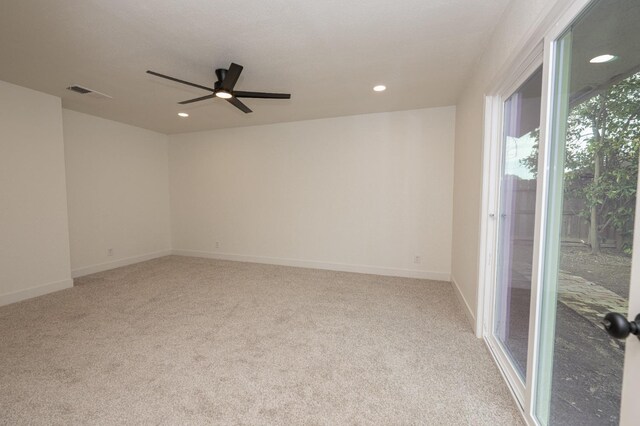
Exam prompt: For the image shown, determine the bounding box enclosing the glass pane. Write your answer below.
[495,67,543,379]
[536,0,640,424]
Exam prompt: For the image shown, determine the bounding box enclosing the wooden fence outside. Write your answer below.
[508,177,618,248]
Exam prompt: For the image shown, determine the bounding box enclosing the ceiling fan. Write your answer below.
[146,63,291,114]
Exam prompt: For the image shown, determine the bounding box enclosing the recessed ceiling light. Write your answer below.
[590,54,618,64]
[178,112,189,118]
[215,90,233,99]
[373,85,386,92]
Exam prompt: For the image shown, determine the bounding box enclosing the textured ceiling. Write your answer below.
[0,0,510,134]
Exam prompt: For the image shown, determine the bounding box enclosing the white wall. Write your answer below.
[0,80,72,305]
[63,110,171,277]
[170,107,455,280]
[451,0,562,324]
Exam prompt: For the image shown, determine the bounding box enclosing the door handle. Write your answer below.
[603,312,640,341]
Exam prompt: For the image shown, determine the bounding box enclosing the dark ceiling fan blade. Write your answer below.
[146,70,213,92]
[178,94,216,105]
[221,63,243,91]
[226,96,252,113]
[233,91,291,99]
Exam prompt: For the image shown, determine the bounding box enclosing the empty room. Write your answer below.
[1,0,639,424]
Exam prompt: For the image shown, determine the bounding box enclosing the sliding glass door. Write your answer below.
[494,67,543,381]
[535,0,640,424]
[482,49,544,405]
[483,0,640,424]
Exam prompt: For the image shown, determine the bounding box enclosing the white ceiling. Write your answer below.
[0,0,510,134]
[570,0,640,101]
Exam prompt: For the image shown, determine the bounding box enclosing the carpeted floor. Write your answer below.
[0,256,523,425]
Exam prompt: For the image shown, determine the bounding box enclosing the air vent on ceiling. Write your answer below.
[66,85,112,99]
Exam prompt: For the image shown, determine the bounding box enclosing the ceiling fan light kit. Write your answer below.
[146,62,291,114]
[215,91,232,99]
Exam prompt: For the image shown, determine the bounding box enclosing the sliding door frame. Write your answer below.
[477,0,594,424]
[532,1,600,424]
[480,46,544,413]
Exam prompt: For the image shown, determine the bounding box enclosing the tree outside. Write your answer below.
[523,71,640,256]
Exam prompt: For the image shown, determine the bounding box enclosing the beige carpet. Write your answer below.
[0,256,522,425]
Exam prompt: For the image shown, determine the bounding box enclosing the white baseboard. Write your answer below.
[0,278,73,307]
[451,275,477,333]
[172,249,451,281]
[71,250,172,278]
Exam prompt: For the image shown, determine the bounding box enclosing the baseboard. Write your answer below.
[450,275,477,333]
[71,250,172,278]
[0,278,73,307]
[172,249,451,281]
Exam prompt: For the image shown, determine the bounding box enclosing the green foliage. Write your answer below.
[567,73,640,252]
[522,72,640,253]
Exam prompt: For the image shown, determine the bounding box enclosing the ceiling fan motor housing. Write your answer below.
[215,68,227,84]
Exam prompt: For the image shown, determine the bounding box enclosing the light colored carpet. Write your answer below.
[0,256,523,425]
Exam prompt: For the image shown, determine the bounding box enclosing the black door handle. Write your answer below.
[603,312,640,341]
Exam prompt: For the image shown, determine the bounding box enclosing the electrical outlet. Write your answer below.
[414,255,421,264]
[215,241,220,249]
[107,248,114,257]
